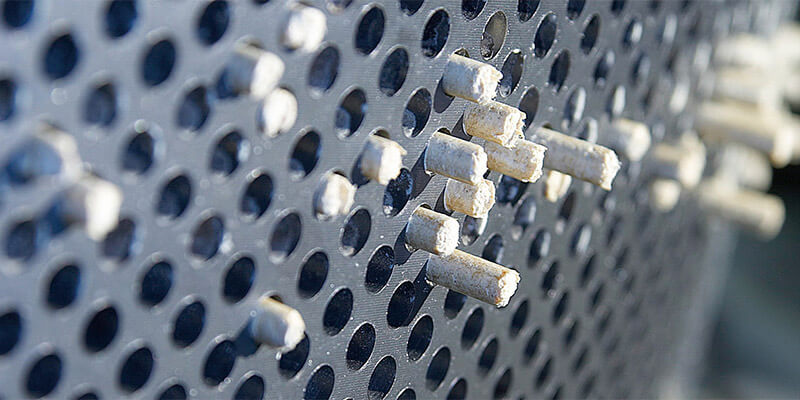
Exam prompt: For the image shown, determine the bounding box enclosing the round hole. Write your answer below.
[365,246,394,293]
[541,261,560,295]
[101,218,136,262]
[139,261,173,306]
[594,51,614,87]
[611,0,626,14]
[447,378,467,400]
[509,299,529,337]
[493,369,513,399]
[387,281,415,328]
[563,319,579,349]
[3,0,33,29]
[240,173,273,219]
[579,118,598,143]
[346,323,375,370]
[84,83,117,126]
[527,229,550,267]
[496,175,527,205]
[462,0,485,19]
[517,0,540,22]
[46,264,80,309]
[122,130,155,175]
[407,315,433,361]
[399,0,422,15]
[581,15,600,53]
[460,216,486,245]
[172,301,205,347]
[26,352,62,398]
[235,375,265,400]
[196,0,229,46]
[355,6,385,55]
[523,329,541,363]
[298,251,328,298]
[119,346,154,392]
[499,50,523,97]
[421,9,449,58]
[0,78,17,122]
[477,338,499,376]
[571,224,591,256]
[589,282,604,312]
[156,174,192,219]
[335,88,367,138]
[461,307,484,349]
[511,196,536,239]
[398,388,416,400]
[304,365,335,400]
[567,0,585,19]
[203,339,236,386]
[623,19,643,49]
[533,14,556,57]
[481,234,504,264]
[0,311,22,356]
[158,384,187,400]
[84,305,119,352]
[425,347,450,390]
[341,208,371,257]
[222,256,256,303]
[443,289,467,319]
[142,39,176,86]
[327,0,353,13]
[211,130,248,176]
[518,86,539,130]
[323,288,353,335]
[43,33,80,80]
[269,212,301,262]
[535,357,552,389]
[105,0,137,38]
[608,85,625,117]
[552,291,569,323]
[177,86,211,132]
[308,46,340,96]
[279,334,310,378]
[190,216,224,260]
[481,11,506,59]
[383,168,413,216]
[289,130,321,179]
[579,255,596,288]
[632,53,650,85]
[548,51,570,90]
[369,356,396,400]
[402,88,431,137]
[563,87,586,128]
[379,48,409,96]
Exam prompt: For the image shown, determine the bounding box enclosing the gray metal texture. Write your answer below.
[0,0,789,399]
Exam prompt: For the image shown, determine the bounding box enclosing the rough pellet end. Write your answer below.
[442,54,502,104]
[543,170,572,203]
[406,206,459,255]
[261,88,298,138]
[313,173,355,219]
[424,131,488,185]
[361,135,407,185]
[444,178,496,218]
[463,101,525,146]
[608,119,652,161]
[251,296,306,351]
[426,250,520,307]
[485,139,546,183]
[281,5,327,52]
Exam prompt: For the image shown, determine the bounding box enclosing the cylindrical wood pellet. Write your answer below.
[649,179,681,212]
[462,101,525,146]
[444,178,495,218]
[484,139,546,182]
[405,206,459,255]
[542,170,572,203]
[697,181,785,239]
[441,53,502,104]
[63,175,123,241]
[261,88,297,138]
[360,135,407,185]
[531,127,621,190]
[424,131,488,185]
[426,249,520,307]
[228,44,285,99]
[313,172,355,219]
[250,296,306,351]
[604,118,652,162]
[280,5,327,52]
[648,142,705,189]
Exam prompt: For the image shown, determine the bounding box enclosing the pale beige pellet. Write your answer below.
[360,135,407,185]
[251,296,306,351]
[697,180,785,239]
[280,5,326,52]
[313,173,355,219]
[63,175,123,241]
[714,34,774,71]
[441,54,502,104]
[424,131,487,185]
[261,88,297,138]
[649,179,681,212]
[695,101,794,167]
[228,44,285,99]
[531,127,621,190]
[444,178,495,218]
[426,249,520,307]
[484,139,546,182]
[462,101,525,146]
[405,207,459,256]
[712,67,782,110]
[648,141,706,189]
[604,118,652,162]
[717,144,773,190]
[542,170,572,203]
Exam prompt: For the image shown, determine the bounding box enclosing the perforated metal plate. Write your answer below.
[0,0,791,399]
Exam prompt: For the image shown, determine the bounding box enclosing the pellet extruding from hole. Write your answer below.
[227,44,285,99]
[426,249,520,307]
[360,135,407,185]
[405,206,459,256]
[649,179,681,212]
[251,296,306,351]
[712,68,782,110]
[441,53,502,104]
[313,173,355,219]
[36,126,83,182]
[717,144,773,190]
[604,118,652,162]
[424,131,487,185]
[648,140,706,189]
[261,88,297,138]
[697,181,785,239]
[462,101,525,146]
[281,5,327,52]
[484,139,546,182]
[444,178,495,218]
[531,127,621,190]
[543,170,572,203]
[62,175,123,241]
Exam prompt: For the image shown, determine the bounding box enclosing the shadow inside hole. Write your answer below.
[433,79,455,113]
[409,151,432,200]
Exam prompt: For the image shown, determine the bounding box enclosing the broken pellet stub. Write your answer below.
[696,180,785,239]
[251,296,306,351]
[226,43,285,99]
[260,88,298,138]
[280,4,327,52]
[61,175,123,241]
[542,170,572,203]
[531,127,621,190]
[604,118,652,162]
[360,135,407,185]
[444,178,495,218]
[313,172,355,219]
[462,101,525,146]
[405,206,459,256]
[648,179,681,212]
[484,139,546,183]
[426,249,520,307]
[424,131,488,185]
[441,53,502,104]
